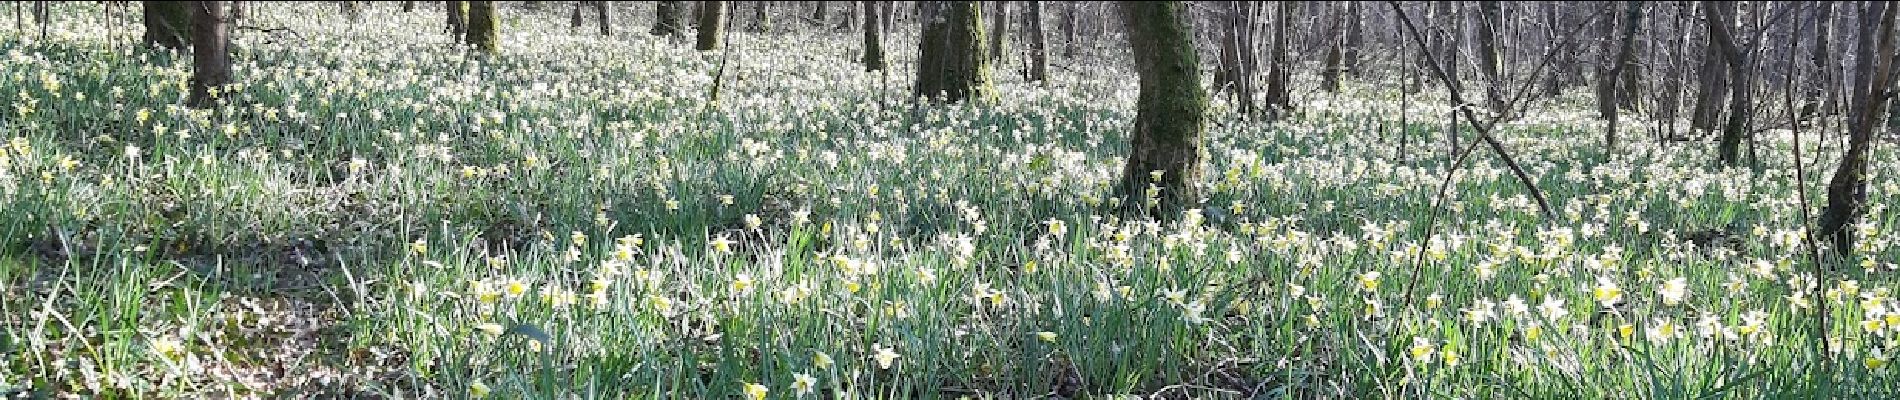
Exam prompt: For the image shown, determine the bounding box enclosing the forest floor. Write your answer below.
[3,2,1900,399]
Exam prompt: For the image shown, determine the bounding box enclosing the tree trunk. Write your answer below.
[143,1,191,50]
[1806,1,1836,118]
[1217,2,1258,112]
[341,1,361,22]
[466,0,498,52]
[1025,0,1047,82]
[403,0,415,12]
[1689,28,1728,134]
[863,0,884,71]
[1263,2,1293,115]
[1474,0,1505,113]
[1594,3,1618,120]
[1343,2,1362,75]
[187,1,230,109]
[1116,0,1207,219]
[811,0,826,26]
[914,1,992,102]
[987,1,1008,63]
[596,1,611,36]
[1703,0,1748,165]
[1616,3,1645,112]
[697,1,726,51]
[1603,1,1645,151]
[1819,1,1897,253]
[230,1,244,27]
[571,1,583,30]
[1540,2,1564,96]
[447,0,467,41]
[653,1,683,37]
[880,1,892,35]
[1322,3,1344,93]
[748,0,770,33]
[1061,1,1077,59]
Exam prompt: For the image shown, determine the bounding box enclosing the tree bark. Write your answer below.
[914,1,992,102]
[1061,1,1077,59]
[447,0,468,41]
[1263,2,1293,115]
[987,1,1008,63]
[811,0,826,26]
[595,1,611,36]
[1806,1,1836,118]
[1616,3,1645,112]
[187,1,229,109]
[1217,2,1258,112]
[143,1,191,50]
[863,0,884,71]
[1116,0,1208,219]
[1322,3,1345,93]
[1703,0,1748,165]
[1474,1,1504,113]
[1819,0,1898,253]
[1025,0,1047,82]
[466,0,498,52]
[1603,1,1645,151]
[653,1,684,37]
[698,1,726,51]
[748,0,770,33]
[1689,25,1728,134]
[1343,2,1362,75]
[571,1,584,30]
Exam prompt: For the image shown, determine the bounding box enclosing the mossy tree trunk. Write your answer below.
[1820,1,1897,253]
[1026,0,1047,82]
[863,0,885,71]
[447,1,468,41]
[697,1,726,51]
[143,1,191,50]
[187,1,230,109]
[653,1,684,37]
[1116,1,1207,218]
[915,1,992,102]
[466,1,498,53]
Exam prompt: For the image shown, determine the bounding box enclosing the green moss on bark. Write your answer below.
[1117,1,1208,218]
[914,1,993,102]
[466,1,499,53]
[697,1,726,51]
